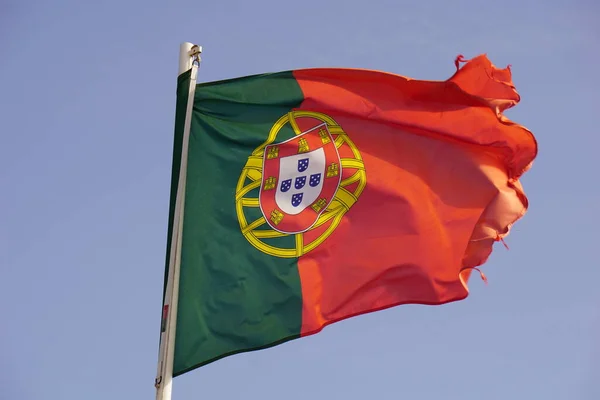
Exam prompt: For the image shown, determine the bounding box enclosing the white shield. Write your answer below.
[275,148,326,215]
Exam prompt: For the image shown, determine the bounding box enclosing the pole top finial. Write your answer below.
[179,43,202,74]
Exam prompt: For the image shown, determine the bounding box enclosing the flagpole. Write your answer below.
[155,42,202,400]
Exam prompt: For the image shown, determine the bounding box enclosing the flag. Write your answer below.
[164,54,537,376]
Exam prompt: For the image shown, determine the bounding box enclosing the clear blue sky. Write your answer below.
[2,1,598,399]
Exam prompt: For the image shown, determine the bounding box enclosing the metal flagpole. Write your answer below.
[155,42,202,400]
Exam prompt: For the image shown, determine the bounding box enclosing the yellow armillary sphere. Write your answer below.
[235,110,366,258]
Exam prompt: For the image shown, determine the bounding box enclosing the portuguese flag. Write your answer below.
[164,54,537,376]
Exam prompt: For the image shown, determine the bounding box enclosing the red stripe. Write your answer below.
[291,55,536,335]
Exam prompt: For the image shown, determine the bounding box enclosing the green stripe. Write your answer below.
[173,71,305,375]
